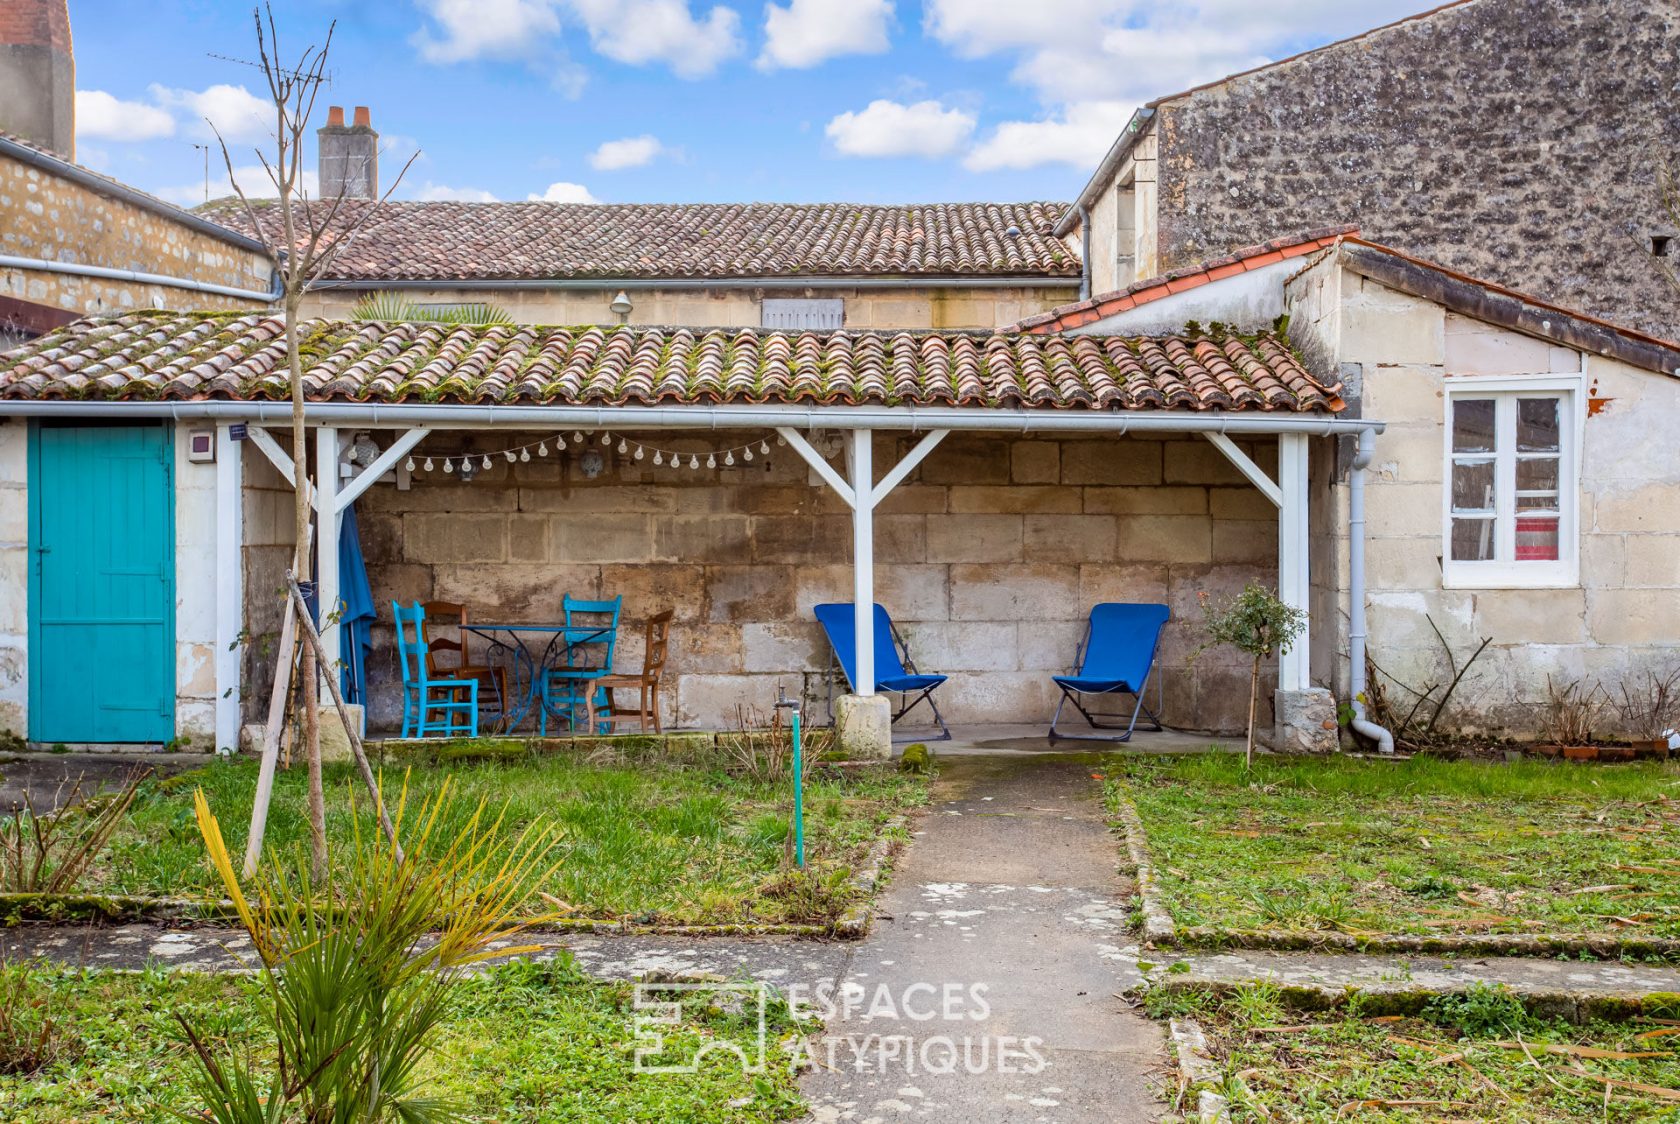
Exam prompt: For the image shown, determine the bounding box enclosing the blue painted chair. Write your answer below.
[393,601,479,739]
[1048,603,1170,742]
[541,594,622,735]
[814,603,950,742]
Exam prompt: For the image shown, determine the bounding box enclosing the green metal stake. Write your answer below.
[776,688,805,868]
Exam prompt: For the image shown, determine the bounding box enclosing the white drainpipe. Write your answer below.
[1348,426,1395,753]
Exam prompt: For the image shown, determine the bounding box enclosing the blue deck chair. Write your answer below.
[814,603,950,742]
[541,594,622,735]
[1048,603,1170,743]
[393,601,479,739]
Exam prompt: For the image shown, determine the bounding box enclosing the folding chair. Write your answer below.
[814,603,951,742]
[1048,603,1170,743]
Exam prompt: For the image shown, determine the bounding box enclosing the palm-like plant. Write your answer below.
[180,781,558,1123]
[350,293,513,326]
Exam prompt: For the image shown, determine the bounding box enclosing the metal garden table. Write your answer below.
[462,622,614,733]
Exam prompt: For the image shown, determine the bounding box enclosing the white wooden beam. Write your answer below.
[1203,432,1282,508]
[870,429,948,506]
[776,426,856,508]
[1277,433,1311,691]
[314,427,343,682]
[214,423,244,756]
[246,426,297,491]
[334,427,427,513]
[846,429,875,696]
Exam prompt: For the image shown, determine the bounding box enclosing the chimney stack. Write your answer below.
[317,104,378,200]
[0,0,75,159]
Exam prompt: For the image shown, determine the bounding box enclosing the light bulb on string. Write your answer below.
[689,454,700,469]
[616,438,628,454]
[706,453,716,469]
[481,454,492,470]
[774,435,785,446]
[572,431,584,445]
[520,448,531,462]
[633,445,644,461]
[405,456,415,472]
[744,447,754,462]
[423,457,435,472]
[653,451,663,466]
[443,459,454,473]
[600,432,612,446]
[505,450,516,463]
[724,450,735,466]
[760,440,771,453]
[538,442,548,456]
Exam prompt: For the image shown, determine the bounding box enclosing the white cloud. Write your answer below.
[826,99,975,159]
[925,0,1428,169]
[154,164,317,209]
[75,90,175,141]
[588,135,665,170]
[566,0,742,78]
[412,0,563,63]
[963,100,1132,171]
[758,0,892,70]
[412,183,500,202]
[527,181,599,202]
[150,83,273,144]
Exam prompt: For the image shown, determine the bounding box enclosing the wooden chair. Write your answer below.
[586,610,674,734]
[421,601,508,722]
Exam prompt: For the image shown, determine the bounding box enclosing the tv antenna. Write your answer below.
[207,51,335,87]
[191,143,210,203]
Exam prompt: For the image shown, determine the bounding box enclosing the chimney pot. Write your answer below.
[317,104,379,200]
[326,105,345,127]
[352,106,371,129]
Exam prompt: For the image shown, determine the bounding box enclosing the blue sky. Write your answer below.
[68,0,1428,208]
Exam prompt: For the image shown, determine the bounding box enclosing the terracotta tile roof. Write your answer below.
[195,199,1080,282]
[1017,226,1356,333]
[0,312,1344,413]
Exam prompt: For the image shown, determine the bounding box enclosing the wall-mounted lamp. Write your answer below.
[609,290,633,323]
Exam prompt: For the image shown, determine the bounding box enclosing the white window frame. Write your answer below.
[1441,374,1583,589]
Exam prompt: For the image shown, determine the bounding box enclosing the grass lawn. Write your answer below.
[1109,753,1680,939]
[86,752,925,926]
[1149,983,1680,1123]
[0,960,807,1123]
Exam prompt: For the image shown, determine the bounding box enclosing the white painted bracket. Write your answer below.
[776,427,856,508]
[1203,431,1282,507]
[870,429,948,507]
[334,428,426,513]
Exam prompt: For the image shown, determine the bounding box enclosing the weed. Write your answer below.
[0,963,83,1077]
[1423,982,1527,1037]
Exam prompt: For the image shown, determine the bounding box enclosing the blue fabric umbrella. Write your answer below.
[338,503,377,707]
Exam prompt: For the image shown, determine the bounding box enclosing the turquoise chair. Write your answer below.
[393,601,479,739]
[541,594,622,735]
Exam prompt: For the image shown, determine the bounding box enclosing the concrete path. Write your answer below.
[798,755,1169,1124]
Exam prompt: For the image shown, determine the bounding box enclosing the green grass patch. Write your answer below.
[89,754,925,926]
[1151,982,1680,1122]
[1109,753,1680,938]
[0,961,807,1122]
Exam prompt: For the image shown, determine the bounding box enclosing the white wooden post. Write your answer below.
[846,429,875,696]
[214,424,244,755]
[1277,432,1311,691]
[314,427,342,683]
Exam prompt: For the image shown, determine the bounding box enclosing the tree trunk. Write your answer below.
[283,291,326,875]
[1246,652,1262,769]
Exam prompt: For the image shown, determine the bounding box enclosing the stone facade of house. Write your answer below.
[343,430,1283,736]
[1071,0,1680,341]
[296,284,1075,332]
[0,143,272,332]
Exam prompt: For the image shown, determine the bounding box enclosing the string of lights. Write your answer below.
[403,430,785,476]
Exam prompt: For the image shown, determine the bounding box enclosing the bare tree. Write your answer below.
[214,5,417,876]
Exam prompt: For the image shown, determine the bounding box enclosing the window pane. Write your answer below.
[1451,459,1496,513]
[1453,399,1496,452]
[1517,398,1560,452]
[1516,457,1560,511]
[1515,514,1560,561]
[1451,517,1496,561]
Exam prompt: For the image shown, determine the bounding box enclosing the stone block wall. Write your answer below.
[239,445,298,726]
[1296,263,1680,736]
[351,429,1283,734]
[0,148,272,319]
[297,284,1074,332]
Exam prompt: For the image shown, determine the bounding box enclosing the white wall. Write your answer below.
[0,420,26,736]
[174,425,218,745]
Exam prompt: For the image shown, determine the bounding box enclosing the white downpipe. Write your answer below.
[1348,427,1395,753]
[847,429,876,696]
[314,428,342,690]
[214,424,245,755]
[0,253,281,303]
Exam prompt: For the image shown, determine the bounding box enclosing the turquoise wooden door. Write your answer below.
[29,424,175,743]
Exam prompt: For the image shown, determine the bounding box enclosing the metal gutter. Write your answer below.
[0,399,1385,437]
[1053,108,1155,238]
[0,254,282,303]
[0,134,270,254]
[304,275,1082,293]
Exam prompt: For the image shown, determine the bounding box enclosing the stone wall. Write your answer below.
[0,148,272,319]
[1290,260,1680,736]
[238,444,298,726]
[297,284,1074,331]
[1145,0,1680,340]
[350,430,1283,735]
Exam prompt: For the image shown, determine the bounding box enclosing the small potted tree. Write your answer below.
[1199,583,1307,768]
[1534,676,1612,760]
[1614,668,1680,759]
